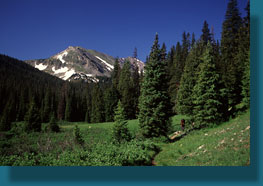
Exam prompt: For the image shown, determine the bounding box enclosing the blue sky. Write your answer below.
[0,0,247,61]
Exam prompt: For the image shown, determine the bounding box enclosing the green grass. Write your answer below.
[0,111,250,166]
[154,111,250,166]
[0,118,157,166]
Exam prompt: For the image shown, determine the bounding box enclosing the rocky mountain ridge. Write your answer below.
[25,46,144,82]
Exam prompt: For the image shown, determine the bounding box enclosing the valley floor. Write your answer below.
[0,111,250,166]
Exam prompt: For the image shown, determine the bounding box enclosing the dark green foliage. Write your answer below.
[176,41,203,115]
[174,32,190,84]
[201,20,211,45]
[65,96,73,122]
[160,42,167,62]
[241,51,250,108]
[113,100,131,143]
[104,87,119,122]
[57,84,67,120]
[24,99,41,132]
[182,32,191,59]
[191,32,196,48]
[139,33,172,138]
[0,54,65,124]
[167,43,181,105]
[192,43,223,127]
[74,125,84,145]
[168,31,191,111]
[16,91,27,121]
[112,58,121,90]
[220,0,243,117]
[42,89,52,122]
[118,60,136,119]
[131,63,141,117]
[84,85,92,123]
[239,1,250,109]
[0,106,12,131]
[91,85,105,123]
[48,114,60,132]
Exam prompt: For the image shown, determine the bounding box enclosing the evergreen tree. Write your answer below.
[201,20,211,45]
[220,0,243,117]
[241,51,250,108]
[91,85,105,123]
[168,42,183,112]
[48,113,60,132]
[104,86,119,122]
[167,45,175,70]
[57,84,67,120]
[113,100,131,143]
[16,91,27,121]
[240,1,250,108]
[176,41,203,115]
[65,95,73,121]
[0,105,12,131]
[132,63,141,117]
[118,60,135,119]
[192,43,223,127]
[171,32,190,99]
[42,89,51,122]
[24,99,41,132]
[191,32,196,48]
[85,88,92,123]
[112,58,121,90]
[138,33,172,138]
[74,125,84,145]
[160,42,167,62]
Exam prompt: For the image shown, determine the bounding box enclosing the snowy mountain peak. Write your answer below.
[25,46,145,83]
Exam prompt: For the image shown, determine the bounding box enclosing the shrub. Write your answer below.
[48,115,60,133]
[74,125,84,145]
[113,101,131,143]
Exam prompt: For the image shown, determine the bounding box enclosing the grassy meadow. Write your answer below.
[0,110,250,166]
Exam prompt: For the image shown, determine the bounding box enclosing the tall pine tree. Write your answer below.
[176,41,203,115]
[220,0,243,117]
[138,33,172,138]
[118,60,136,119]
[113,100,131,143]
[24,98,41,132]
[168,42,182,111]
[104,86,119,122]
[201,20,212,45]
[91,85,105,123]
[240,1,250,109]
[192,43,223,128]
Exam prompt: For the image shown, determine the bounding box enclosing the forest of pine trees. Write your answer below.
[0,0,250,139]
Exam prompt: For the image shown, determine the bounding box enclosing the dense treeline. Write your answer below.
[0,55,64,131]
[0,53,141,131]
[168,0,250,125]
[0,0,250,138]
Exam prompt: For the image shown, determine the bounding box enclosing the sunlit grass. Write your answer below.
[154,110,250,166]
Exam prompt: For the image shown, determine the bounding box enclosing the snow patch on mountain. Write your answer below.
[56,51,68,64]
[95,56,114,70]
[35,63,47,71]
[62,69,75,80]
[52,66,69,74]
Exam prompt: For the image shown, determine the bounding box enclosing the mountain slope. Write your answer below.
[25,46,145,82]
[154,111,250,166]
[0,54,64,118]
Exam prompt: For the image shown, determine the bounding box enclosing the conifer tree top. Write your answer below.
[150,33,160,61]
